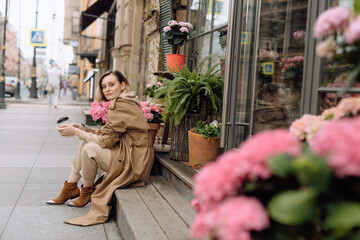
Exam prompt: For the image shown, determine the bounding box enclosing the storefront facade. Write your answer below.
[184,0,357,150]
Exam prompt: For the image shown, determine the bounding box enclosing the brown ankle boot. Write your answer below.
[46,181,80,205]
[67,186,92,207]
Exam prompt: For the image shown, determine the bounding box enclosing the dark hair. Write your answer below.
[97,70,130,102]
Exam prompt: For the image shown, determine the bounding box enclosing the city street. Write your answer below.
[0,92,122,240]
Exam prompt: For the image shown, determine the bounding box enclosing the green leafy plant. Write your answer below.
[152,55,224,128]
[194,120,221,141]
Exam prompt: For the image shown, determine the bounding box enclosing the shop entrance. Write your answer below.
[221,0,308,150]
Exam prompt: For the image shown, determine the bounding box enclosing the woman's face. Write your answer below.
[101,74,125,101]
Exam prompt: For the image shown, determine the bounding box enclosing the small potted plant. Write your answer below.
[188,120,222,169]
[144,81,163,98]
[163,20,194,71]
[140,101,163,144]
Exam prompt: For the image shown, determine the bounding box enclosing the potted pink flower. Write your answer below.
[163,20,194,71]
[140,101,163,144]
[89,100,112,126]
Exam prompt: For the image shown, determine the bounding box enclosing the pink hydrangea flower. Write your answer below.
[186,22,194,30]
[140,101,163,123]
[193,151,243,212]
[163,26,171,32]
[89,100,111,123]
[168,20,178,26]
[191,197,270,240]
[193,129,301,212]
[146,84,151,88]
[345,16,360,44]
[156,81,163,86]
[310,116,360,177]
[180,27,189,33]
[293,30,306,41]
[335,97,360,118]
[313,6,350,38]
[290,114,327,141]
[316,36,337,59]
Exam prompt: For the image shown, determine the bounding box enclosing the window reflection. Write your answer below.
[252,0,308,133]
[319,0,358,113]
[187,0,229,74]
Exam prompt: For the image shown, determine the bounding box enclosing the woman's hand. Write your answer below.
[71,123,84,130]
[57,124,79,137]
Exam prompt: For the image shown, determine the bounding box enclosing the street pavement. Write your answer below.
[0,88,122,240]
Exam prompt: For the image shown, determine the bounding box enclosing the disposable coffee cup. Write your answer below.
[57,116,70,126]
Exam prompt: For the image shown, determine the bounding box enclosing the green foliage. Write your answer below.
[293,154,331,192]
[247,152,360,239]
[326,203,360,231]
[267,154,295,178]
[152,55,224,129]
[268,189,316,226]
[194,120,221,141]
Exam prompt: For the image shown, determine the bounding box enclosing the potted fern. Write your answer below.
[153,56,224,161]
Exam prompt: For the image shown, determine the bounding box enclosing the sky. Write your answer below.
[0,0,75,71]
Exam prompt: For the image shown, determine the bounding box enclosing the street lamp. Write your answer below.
[15,0,22,99]
[0,0,9,109]
[29,0,39,99]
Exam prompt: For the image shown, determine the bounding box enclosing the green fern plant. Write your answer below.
[152,56,224,128]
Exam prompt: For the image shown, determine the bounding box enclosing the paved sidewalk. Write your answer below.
[0,92,122,240]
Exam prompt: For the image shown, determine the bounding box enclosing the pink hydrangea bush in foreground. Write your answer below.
[191,129,302,239]
[310,116,360,178]
[192,97,360,240]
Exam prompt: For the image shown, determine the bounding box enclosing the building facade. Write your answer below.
[63,0,356,150]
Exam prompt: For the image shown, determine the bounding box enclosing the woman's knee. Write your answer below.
[81,143,100,159]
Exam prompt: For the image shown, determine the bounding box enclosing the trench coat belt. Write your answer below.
[130,139,152,147]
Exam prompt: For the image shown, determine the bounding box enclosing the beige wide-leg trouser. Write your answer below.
[72,141,111,182]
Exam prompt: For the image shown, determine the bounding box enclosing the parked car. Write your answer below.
[5,76,17,97]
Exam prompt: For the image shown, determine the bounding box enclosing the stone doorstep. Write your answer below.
[115,176,196,240]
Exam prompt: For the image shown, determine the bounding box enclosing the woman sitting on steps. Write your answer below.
[46,70,154,226]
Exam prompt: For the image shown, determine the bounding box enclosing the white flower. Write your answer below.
[209,120,219,128]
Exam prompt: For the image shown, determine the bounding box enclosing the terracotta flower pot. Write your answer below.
[166,54,186,72]
[188,130,220,169]
[149,123,160,144]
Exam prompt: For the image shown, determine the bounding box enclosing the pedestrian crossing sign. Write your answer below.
[29,29,46,47]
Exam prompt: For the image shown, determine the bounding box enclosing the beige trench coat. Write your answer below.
[65,96,154,226]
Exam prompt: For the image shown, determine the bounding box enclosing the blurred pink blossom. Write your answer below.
[310,116,360,177]
[345,16,360,44]
[193,129,301,212]
[191,197,270,240]
[290,114,327,141]
[163,26,171,32]
[313,6,350,38]
[335,97,360,118]
[180,27,189,33]
[293,30,306,41]
[316,36,337,59]
[168,20,178,26]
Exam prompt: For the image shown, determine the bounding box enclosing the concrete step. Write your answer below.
[114,176,196,240]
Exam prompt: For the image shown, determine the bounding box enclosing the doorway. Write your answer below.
[222,0,309,150]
